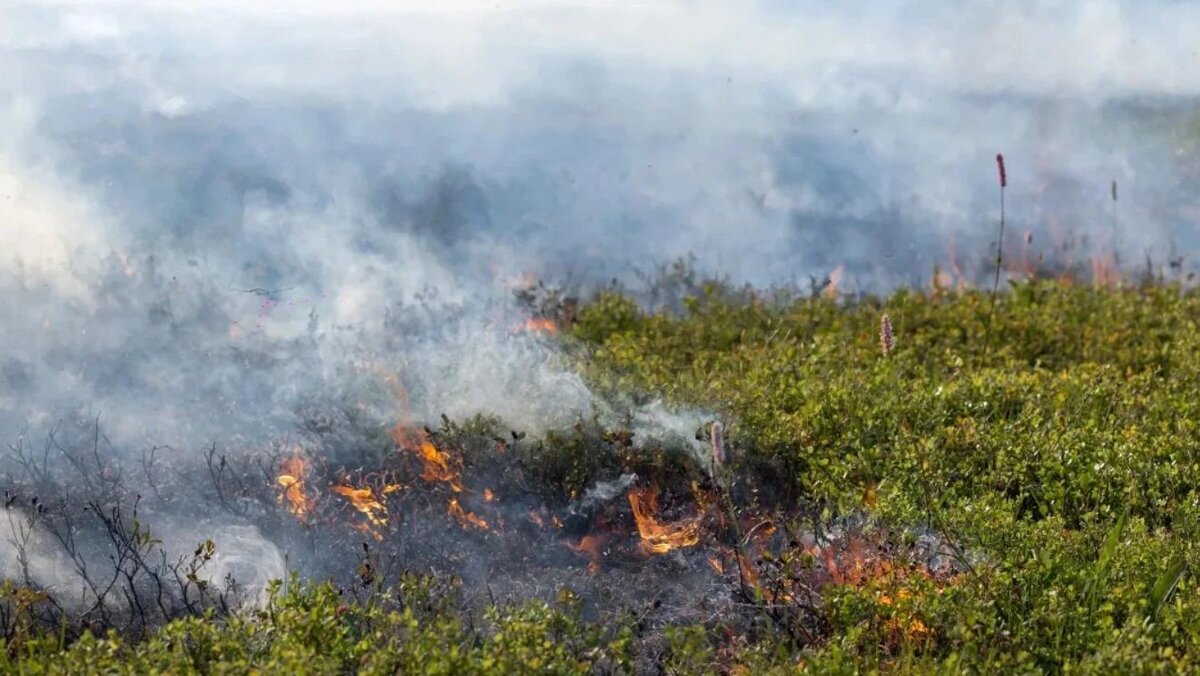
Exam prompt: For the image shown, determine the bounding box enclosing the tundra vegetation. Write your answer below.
[6,273,1200,673]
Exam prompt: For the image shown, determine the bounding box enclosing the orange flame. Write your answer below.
[933,237,970,295]
[386,374,496,532]
[406,436,464,491]
[448,498,489,531]
[823,265,845,298]
[515,317,559,335]
[706,554,725,575]
[331,483,396,540]
[567,534,605,574]
[1091,251,1121,289]
[628,485,703,555]
[387,376,465,492]
[1017,229,1036,279]
[276,449,313,521]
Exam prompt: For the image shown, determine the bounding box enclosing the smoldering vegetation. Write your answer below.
[1,0,1200,667]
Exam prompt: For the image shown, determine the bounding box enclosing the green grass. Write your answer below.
[8,279,1200,672]
[571,279,1200,672]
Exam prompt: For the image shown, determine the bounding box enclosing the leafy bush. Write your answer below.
[11,279,1200,672]
[569,280,1200,671]
[4,576,631,674]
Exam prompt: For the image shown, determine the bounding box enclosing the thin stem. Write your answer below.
[982,186,1006,361]
[994,188,1006,296]
[1112,195,1120,268]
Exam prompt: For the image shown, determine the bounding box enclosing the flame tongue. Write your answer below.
[567,534,605,574]
[448,498,489,531]
[331,482,396,540]
[628,485,702,555]
[388,375,495,532]
[392,420,462,492]
[276,448,313,521]
[413,439,463,490]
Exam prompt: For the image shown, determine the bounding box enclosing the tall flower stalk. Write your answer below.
[880,313,894,356]
[983,153,1007,361]
[991,153,1007,298]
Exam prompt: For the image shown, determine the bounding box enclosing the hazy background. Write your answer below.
[1,0,1199,449]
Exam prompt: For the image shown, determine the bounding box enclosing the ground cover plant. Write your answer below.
[6,274,1200,673]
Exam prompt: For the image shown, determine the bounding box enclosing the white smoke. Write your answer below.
[0,507,90,608]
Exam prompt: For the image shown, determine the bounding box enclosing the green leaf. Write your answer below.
[1148,557,1187,620]
[1095,509,1127,580]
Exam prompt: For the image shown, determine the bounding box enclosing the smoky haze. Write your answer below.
[0,0,1198,597]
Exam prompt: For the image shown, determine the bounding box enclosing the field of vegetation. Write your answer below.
[7,276,1200,673]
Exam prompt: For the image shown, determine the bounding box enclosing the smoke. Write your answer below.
[632,401,712,468]
[1,507,89,606]
[166,522,286,603]
[1,0,1199,610]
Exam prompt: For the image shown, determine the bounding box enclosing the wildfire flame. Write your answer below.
[727,524,948,647]
[448,498,489,531]
[408,435,464,491]
[823,264,845,298]
[706,554,725,575]
[1091,251,1121,289]
[276,449,313,521]
[388,376,465,492]
[515,317,559,335]
[385,373,498,533]
[628,485,703,555]
[567,534,605,574]
[933,237,970,295]
[331,482,398,540]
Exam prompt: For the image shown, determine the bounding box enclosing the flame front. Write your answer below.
[628,485,702,555]
[276,449,313,521]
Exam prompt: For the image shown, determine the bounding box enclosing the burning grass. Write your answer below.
[7,277,1200,672]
